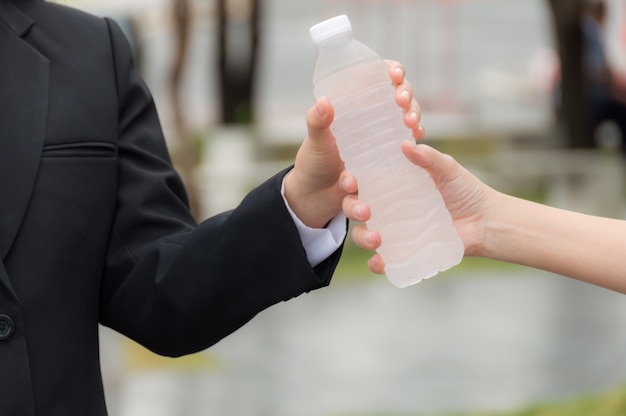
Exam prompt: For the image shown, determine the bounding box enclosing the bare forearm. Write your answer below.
[483,193,626,293]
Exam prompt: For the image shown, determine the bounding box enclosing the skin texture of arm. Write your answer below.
[344,142,626,294]
[486,192,626,293]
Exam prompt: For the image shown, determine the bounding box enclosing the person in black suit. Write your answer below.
[0,0,423,414]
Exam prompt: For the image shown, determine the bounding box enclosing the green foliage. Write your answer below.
[333,385,626,416]
[488,386,626,416]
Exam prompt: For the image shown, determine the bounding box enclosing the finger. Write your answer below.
[404,108,423,130]
[385,60,405,85]
[396,83,414,109]
[350,224,381,251]
[342,194,370,222]
[416,124,425,139]
[305,96,335,146]
[340,170,358,195]
[401,141,453,184]
[389,69,424,140]
[367,253,386,275]
[401,141,433,168]
[399,97,424,140]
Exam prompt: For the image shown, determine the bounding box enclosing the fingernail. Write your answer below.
[394,67,404,77]
[418,125,425,137]
[315,100,325,117]
[409,111,418,121]
[401,90,410,101]
[353,204,363,218]
[364,231,374,245]
[342,177,350,191]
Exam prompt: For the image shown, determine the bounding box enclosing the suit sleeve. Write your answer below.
[99,18,345,356]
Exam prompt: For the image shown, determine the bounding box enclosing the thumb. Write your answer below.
[401,141,453,184]
[305,97,335,147]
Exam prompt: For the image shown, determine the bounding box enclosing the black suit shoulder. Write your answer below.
[17,0,108,36]
[17,1,114,70]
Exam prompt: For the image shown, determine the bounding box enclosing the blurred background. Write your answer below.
[62,0,626,414]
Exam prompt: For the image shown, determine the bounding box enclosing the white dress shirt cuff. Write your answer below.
[281,177,346,267]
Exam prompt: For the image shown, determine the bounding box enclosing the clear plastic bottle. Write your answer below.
[309,15,464,288]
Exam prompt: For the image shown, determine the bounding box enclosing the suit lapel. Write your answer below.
[0,0,49,299]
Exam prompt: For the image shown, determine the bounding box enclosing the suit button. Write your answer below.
[0,315,14,340]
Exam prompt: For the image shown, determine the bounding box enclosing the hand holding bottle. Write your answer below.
[347,142,626,295]
[344,143,492,274]
[284,61,423,230]
[309,15,463,287]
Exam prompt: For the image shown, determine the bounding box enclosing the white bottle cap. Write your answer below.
[309,15,352,44]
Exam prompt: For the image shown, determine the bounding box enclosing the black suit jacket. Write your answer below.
[0,0,343,414]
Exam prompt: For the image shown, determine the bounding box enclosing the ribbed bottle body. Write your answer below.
[313,35,463,287]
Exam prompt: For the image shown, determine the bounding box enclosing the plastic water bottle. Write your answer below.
[309,15,464,288]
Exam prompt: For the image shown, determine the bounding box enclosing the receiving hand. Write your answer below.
[343,141,496,274]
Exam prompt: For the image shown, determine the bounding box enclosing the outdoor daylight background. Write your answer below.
[58,0,626,415]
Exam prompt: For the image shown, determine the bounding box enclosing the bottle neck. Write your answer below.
[315,31,355,51]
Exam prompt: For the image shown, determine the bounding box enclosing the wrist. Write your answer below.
[473,189,509,260]
[481,191,535,265]
[283,170,342,229]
